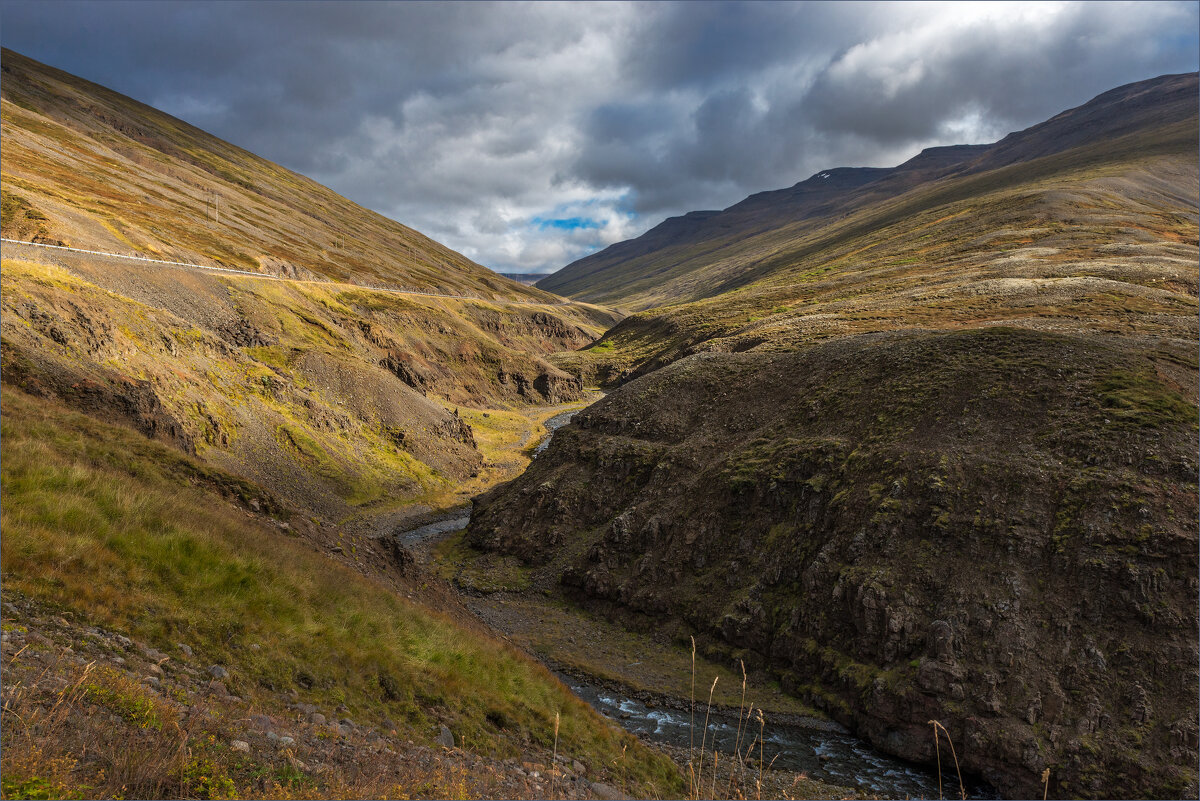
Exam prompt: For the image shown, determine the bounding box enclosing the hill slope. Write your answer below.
[0,48,619,525]
[539,73,1197,312]
[467,75,1200,798]
[0,46,681,801]
[0,47,543,297]
[0,384,680,799]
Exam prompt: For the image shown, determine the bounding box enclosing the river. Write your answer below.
[396,406,990,799]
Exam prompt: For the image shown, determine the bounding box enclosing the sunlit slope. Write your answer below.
[0,48,620,521]
[558,88,1197,385]
[540,73,1197,313]
[0,47,549,300]
[0,384,682,799]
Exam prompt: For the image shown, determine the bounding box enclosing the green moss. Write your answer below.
[0,387,681,792]
[1096,370,1198,429]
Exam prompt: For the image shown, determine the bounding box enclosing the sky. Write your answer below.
[2,1,1197,274]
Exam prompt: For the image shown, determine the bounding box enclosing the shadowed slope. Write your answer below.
[468,74,1200,799]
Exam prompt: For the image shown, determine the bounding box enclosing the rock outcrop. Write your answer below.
[468,328,1199,799]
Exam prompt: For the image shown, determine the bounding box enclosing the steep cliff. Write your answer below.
[469,327,1199,798]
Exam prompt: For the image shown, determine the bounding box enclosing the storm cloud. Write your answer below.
[2,1,1196,272]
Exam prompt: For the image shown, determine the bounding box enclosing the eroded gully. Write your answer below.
[393,408,988,799]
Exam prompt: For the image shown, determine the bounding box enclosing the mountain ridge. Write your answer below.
[466,70,1200,799]
[0,47,552,300]
[537,71,1198,311]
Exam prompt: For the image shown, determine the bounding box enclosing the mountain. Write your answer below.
[1,47,622,525]
[0,47,548,298]
[538,73,1197,312]
[465,74,1200,798]
[0,48,683,800]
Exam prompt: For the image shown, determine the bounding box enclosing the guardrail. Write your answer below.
[0,238,564,306]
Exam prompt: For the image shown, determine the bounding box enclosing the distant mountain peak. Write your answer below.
[537,70,1197,309]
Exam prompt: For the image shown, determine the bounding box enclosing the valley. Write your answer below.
[1,43,1197,801]
[463,72,1200,800]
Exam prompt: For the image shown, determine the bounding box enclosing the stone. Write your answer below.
[437,724,455,748]
[231,740,250,753]
[141,645,169,663]
[308,712,326,725]
[206,681,228,696]
[573,760,586,775]
[279,736,295,746]
[207,664,229,680]
[590,782,625,800]
[927,620,955,663]
[250,714,273,731]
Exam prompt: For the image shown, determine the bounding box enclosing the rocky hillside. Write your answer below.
[467,75,1200,799]
[538,73,1197,312]
[470,328,1199,798]
[0,48,621,524]
[0,385,680,799]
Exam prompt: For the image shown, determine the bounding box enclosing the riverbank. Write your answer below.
[405,404,967,800]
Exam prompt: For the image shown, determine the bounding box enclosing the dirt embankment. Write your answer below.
[467,327,1200,799]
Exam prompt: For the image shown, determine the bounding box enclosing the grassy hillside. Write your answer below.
[558,120,1197,387]
[540,73,1197,313]
[0,47,545,298]
[0,253,615,526]
[0,385,682,798]
[0,47,622,526]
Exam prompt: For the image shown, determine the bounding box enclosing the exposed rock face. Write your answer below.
[497,365,583,404]
[468,328,1199,799]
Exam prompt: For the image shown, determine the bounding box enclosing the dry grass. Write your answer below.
[0,647,522,800]
[929,720,966,801]
[0,385,683,797]
[672,667,855,801]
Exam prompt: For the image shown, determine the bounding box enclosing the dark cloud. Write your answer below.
[2,1,1196,272]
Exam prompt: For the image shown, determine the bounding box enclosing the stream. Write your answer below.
[559,675,982,799]
[395,406,990,799]
[394,409,581,546]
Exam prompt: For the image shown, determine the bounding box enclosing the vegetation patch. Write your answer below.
[0,386,682,796]
[1096,369,1198,429]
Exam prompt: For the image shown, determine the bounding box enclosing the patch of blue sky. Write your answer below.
[531,216,605,231]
